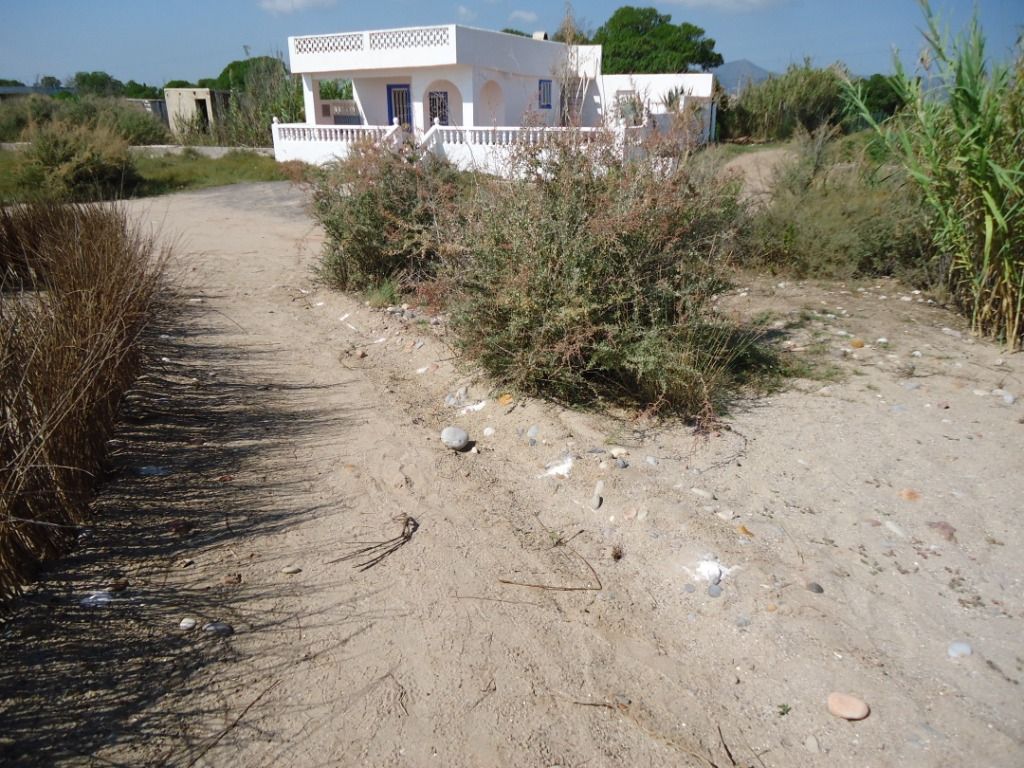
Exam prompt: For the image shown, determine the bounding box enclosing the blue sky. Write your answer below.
[0,1,1020,86]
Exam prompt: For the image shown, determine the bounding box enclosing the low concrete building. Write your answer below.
[164,87,229,137]
[124,98,169,126]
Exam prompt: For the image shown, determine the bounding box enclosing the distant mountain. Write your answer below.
[712,60,773,93]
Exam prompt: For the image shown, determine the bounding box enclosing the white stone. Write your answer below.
[440,426,469,450]
[179,618,197,630]
[948,641,972,658]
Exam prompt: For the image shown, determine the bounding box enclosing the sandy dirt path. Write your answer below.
[2,182,1022,768]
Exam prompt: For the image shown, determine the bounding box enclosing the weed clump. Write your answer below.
[738,127,931,281]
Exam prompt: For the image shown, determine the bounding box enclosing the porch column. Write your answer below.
[301,74,318,126]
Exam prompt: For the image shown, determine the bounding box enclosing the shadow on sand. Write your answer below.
[0,302,368,766]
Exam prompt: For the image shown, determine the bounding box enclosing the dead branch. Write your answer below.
[330,515,418,571]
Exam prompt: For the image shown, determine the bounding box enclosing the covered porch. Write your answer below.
[298,67,499,133]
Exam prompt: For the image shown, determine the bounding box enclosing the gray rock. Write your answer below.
[807,582,825,594]
[590,495,603,510]
[645,456,658,466]
[804,735,820,753]
[614,459,629,469]
[684,583,696,594]
[736,615,751,628]
[281,565,302,574]
[203,621,234,637]
[526,425,539,439]
[440,426,469,450]
[707,584,722,598]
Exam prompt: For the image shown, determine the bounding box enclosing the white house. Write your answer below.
[272,24,717,174]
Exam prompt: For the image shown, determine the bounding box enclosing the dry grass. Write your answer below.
[0,202,168,601]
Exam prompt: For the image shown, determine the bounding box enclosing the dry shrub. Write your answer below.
[0,202,168,601]
[310,143,463,291]
[15,121,140,201]
[447,132,768,417]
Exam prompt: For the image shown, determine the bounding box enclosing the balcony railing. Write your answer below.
[292,25,452,57]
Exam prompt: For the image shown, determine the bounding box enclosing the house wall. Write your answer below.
[599,74,714,119]
[470,67,559,128]
[351,76,400,125]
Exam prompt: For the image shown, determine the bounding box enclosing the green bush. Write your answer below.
[0,95,169,145]
[447,134,765,416]
[846,2,1023,348]
[16,121,140,200]
[311,143,463,290]
[739,128,931,280]
[0,95,59,141]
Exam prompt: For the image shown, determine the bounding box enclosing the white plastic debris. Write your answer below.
[539,454,574,479]
[459,400,487,415]
[80,591,113,608]
[694,559,730,584]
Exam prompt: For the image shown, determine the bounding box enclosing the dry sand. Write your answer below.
[1,181,1022,767]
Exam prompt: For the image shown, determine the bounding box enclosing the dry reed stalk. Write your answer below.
[1,202,168,601]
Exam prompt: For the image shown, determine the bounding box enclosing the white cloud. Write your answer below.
[259,0,336,14]
[509,10,539,25]
[457,4,477,22]
[664,0,786,10]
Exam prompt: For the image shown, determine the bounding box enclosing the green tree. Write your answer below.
[858,73,905,119]
[592,6,723,74]
[123,80,161,99]
[501,28,529,37]
[213,56,287,91]
[37,75,61,89]
[72,71,125,96]
[0,79,25,87]
[163,79,195,89]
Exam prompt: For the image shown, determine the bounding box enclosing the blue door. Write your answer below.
[386,84,411,127]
